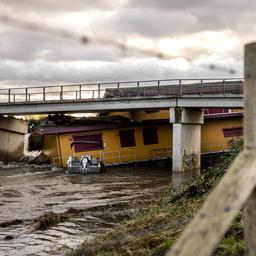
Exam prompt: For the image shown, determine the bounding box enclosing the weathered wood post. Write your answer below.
[244,42,256,256]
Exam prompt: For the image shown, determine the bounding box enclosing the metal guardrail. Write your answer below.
[52,149,137,167]
[53,143,234,167]
[152,143,233,160]
[201,142,229,153]
[102,149,136,165]
[0,78,243,104]
[152,148,172,159]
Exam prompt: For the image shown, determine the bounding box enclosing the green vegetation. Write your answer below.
[70,139,244,256]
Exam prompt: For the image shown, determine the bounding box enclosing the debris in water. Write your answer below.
[0,219,23,228]
[26,208,84,233]
[4,235,14,240]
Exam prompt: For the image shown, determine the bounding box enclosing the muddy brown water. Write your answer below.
[0,165,194,256]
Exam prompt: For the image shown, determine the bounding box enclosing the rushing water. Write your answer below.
[0,165,193,256]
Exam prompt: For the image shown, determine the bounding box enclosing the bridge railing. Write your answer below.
[0,78,243,104]
[166,43,256,256]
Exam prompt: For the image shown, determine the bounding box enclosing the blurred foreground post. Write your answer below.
[244,42,256,256]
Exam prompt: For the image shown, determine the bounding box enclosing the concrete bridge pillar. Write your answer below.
[170,108,204,172]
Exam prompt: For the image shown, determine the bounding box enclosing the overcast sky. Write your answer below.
[0,0,254,88]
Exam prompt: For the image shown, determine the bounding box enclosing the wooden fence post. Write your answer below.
[244,42,256,256]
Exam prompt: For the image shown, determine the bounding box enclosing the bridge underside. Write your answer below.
[0,95,243,115]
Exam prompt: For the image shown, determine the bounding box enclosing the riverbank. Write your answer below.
[70,140,244,256]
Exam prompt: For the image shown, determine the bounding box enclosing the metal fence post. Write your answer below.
[117,82,120,97]
[137,81,139,96]
[157,80,160,95]
[8,89,10,103]
[179,79,182,96]
[199,80,203,95]
[222,79,225,94]
[25,88,28,102]
[244,42,256,256]
[79,84,82,99]
[98,84,101,98]
[60,86,63,100]
[43,87,46,102]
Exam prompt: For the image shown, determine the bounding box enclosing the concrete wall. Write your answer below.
[0,116,28,162]
[0,116,27,133]
[172,123,201,172]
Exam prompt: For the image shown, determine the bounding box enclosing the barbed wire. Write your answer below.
[208,64,237,74]
[0,12,239,74]
[0,13,178,59]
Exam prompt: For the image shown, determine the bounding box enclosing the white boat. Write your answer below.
[67,141,105,174]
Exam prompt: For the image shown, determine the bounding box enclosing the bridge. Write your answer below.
[0,78,243,115]
[0,78,244,173]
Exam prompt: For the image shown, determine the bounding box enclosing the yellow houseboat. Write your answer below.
[38,110,243,168]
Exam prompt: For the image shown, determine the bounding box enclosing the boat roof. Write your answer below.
[37,112,243,135]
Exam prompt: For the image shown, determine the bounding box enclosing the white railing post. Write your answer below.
[244,42,256,256]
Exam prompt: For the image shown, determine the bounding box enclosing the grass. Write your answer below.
[69,139,244,256]
[70,194,204,256]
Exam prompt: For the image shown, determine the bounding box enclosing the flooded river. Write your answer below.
[0,165,191,256]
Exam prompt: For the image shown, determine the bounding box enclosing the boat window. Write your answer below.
[119,129,136,147]
[143,127,158,145]
[223,127,243,138]
[72,134,103,152]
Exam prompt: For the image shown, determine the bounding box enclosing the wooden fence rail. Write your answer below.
[166,42,256,255]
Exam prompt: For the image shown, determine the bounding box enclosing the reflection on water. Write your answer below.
[0,166,197,256]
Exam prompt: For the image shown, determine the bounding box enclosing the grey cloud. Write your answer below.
[0,25,121,62]
[98,8,198,37]
[95,6,256,38]
[0,0,247,89]
[0,58,242,88]
[128,0,256,13]
[126,0,256,34]
[2,0,256,39]
[0,0,116,13]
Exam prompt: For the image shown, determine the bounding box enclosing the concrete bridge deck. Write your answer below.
[0,78,244,115]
